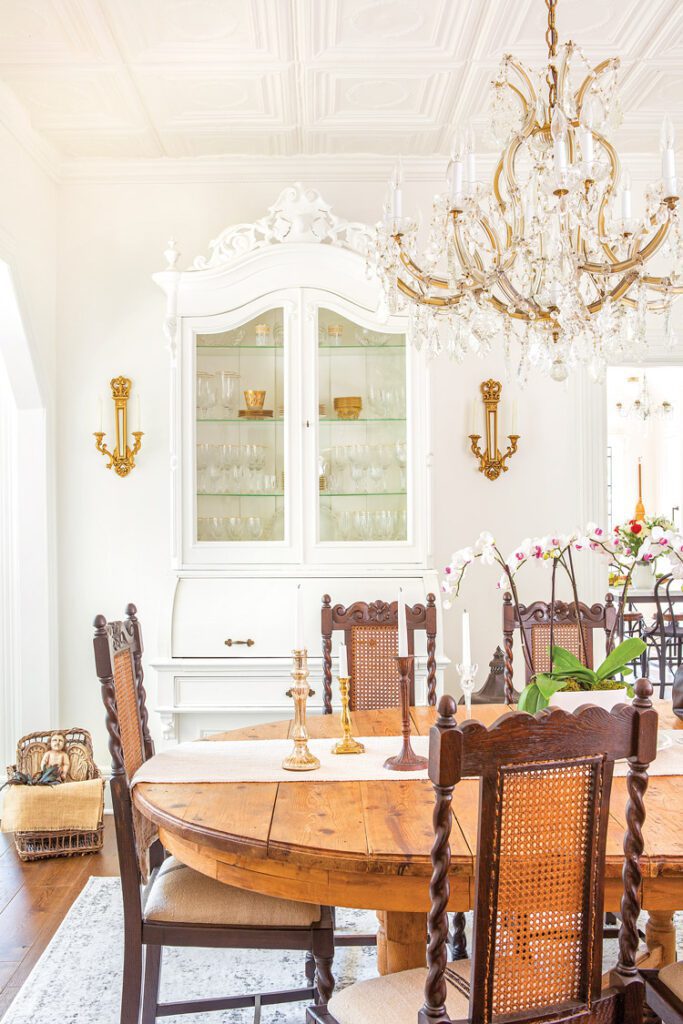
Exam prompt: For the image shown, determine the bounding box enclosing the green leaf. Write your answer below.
[595,638,646,681]
[550,646,585,672]
[518,683,545,713]
[535,673,567,700]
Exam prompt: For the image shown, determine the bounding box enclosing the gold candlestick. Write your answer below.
[331,677,365,755]
[282,649,320,771]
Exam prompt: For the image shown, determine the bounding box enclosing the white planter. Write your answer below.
[549,688,629,713]
[632,562,654,590]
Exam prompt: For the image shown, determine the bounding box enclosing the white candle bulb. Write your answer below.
[661,114,677,197]
[135,394,141,433]
[470,398,478,435]
[397,587,408,657]
[465,126,476,194]
[339,643,348,679]
[98,398,103,433]
[621,169,632,222]
[462,610,471,669]
[511,400,519,435]
[551,106,569,175]
[391,159,403,220]
[449,130,465,205]
[295,584,304,651]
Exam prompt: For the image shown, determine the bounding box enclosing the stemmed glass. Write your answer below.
[395,441,407,490]
[220,371,239,418]
[457,663,478,720]
[197,372,217,419]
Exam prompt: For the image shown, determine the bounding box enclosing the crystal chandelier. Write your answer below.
[374,0,683,383]
[616,374,674,422]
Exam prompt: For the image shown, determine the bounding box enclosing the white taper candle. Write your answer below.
[462,609,471,668]
[397,587,408,657]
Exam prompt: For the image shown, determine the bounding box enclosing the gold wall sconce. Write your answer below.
[94,376,143,477]
[469,379,520,481]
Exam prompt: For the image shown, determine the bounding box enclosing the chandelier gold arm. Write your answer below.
[396,242,450,290]
[574,58,620,120]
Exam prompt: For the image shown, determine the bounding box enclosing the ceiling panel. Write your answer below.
[0,0,678,169]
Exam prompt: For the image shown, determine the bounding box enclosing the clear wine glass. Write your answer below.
[196,372,217,419]
[395,441,407,490]
[220,371,239,418]
[246,515,262,540]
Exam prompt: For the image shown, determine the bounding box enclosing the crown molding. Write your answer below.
[0,81,63,183]
[58,150,667,186]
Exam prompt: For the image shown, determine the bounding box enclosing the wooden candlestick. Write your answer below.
[331,677,365,755]
[383,655,428,772]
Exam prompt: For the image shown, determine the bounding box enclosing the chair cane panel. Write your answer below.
[530,623,589,674]
[112,648,146,782]
[349,624,400,711]
[487,756,606,1019]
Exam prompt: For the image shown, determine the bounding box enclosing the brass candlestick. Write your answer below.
[331,677,365,755]
[383,655,428,772]
[282,649,320,771]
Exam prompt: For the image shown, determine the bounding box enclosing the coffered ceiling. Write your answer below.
[0,0,681,178]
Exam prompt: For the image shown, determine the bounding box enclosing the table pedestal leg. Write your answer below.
[376,910,427,976]
[642,911,677,968]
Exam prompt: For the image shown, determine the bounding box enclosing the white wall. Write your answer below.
[56,176,606,761]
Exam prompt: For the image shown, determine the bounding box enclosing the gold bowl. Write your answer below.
[244,389,266,410]
[333,396,362,420]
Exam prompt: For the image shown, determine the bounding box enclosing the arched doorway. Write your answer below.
[0,258,54,769]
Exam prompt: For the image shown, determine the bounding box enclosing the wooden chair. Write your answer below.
[641,574,683,697]
[321,594,438,714]
[502,593,617,703]
[93,603,335,1024]
[309,681,658,1024]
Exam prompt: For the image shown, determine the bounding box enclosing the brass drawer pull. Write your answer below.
[224,638,255,647]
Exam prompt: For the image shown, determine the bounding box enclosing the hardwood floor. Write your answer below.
[0,819,119,1018]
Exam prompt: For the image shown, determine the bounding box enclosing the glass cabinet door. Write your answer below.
[317,307,407,545]
[194,307,285,546]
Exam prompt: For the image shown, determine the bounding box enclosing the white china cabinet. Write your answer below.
[152,185,445,744]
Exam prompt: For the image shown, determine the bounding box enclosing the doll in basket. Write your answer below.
[40,733,71,782]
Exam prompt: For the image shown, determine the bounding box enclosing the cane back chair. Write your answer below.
[641,962,683,1024]
[310,681,658,1024]
[502,593,618,704]
[93,603,335,1024]
[321,594,438,714]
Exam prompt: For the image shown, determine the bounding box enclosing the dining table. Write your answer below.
[133,700,683,976]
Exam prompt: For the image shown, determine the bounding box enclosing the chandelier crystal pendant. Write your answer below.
[373,0,683,383]
[616,374,674,422]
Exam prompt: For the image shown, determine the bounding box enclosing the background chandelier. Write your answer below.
[374,0,683,383]
[616,374,674,422]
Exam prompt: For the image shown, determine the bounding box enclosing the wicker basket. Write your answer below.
[6,728,104,862]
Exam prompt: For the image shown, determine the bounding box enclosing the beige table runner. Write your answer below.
[132,731,683,787]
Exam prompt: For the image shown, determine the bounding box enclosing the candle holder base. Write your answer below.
[281,747,321,771]
[383,655,428,773]
[383,746,428,772]
[332,736,365,756]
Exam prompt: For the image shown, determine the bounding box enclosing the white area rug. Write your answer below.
[1,877,681,1024]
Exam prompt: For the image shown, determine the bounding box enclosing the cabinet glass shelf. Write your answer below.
[319,418,406,424]
[196,307,285,543]
[320,491,406,497]
[198,492,285,498]
[198,418,284,423]
[197,345,284,352]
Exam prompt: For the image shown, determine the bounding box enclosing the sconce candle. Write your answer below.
[469,379,520,481]
[94,376,144,478]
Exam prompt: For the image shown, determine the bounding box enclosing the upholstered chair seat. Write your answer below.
[328,961,471,1024]
[144,857,322,928]
[659,962,683,1000]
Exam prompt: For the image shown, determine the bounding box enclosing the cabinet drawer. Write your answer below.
[174,675,323,709]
